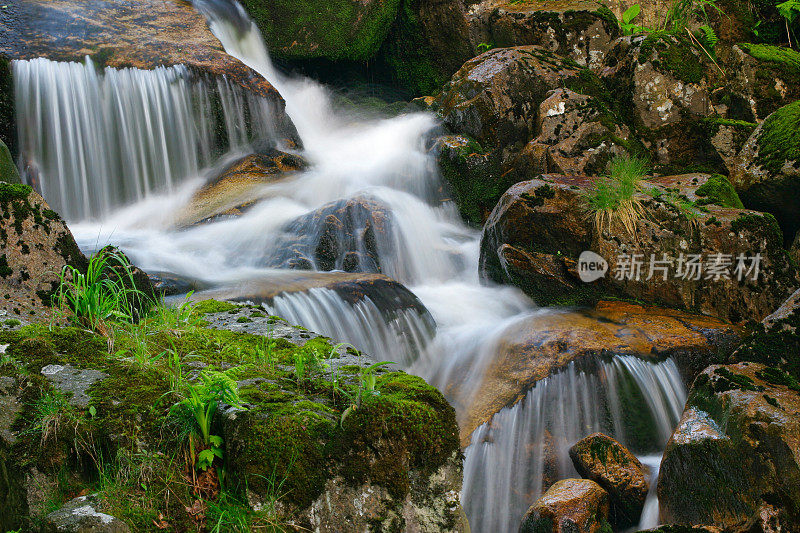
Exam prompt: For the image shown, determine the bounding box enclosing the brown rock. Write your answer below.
[519,478,611,533]
[569,433,649,528]
[728,44,800,122]
[658,363,800,529]
[466,0,620,69]
[458,300,739,444]
[0,184,87,321]
[480,174,799,323]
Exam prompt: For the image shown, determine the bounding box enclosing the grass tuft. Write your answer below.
[584,155,650,235]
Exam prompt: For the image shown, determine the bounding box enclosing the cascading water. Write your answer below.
[17,1,692,531]
[14,57,281,221]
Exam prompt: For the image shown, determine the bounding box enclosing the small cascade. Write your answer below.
[461,356,686,533]
[263,287,435,366]
[14,57,280,221]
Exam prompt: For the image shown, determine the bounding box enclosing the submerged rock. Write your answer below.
[0,184,87,320]
[730,100,800,245]
[570,432,649,528]
[480,173,798,323]
[519,478,611,533]
[658,363,800,529]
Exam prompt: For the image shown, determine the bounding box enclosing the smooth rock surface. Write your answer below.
[519,478,611,533]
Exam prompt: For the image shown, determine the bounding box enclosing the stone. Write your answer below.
[458,300,739,444]
[730,100,800,246]
[43,494,130,533]
[0,184,87,320]
[466,0,620,69]
[40,364,108,409]
[728,44,800,122]
[658,363,800,529]
[93,246,156,320]
[570,432,649,528]
[479,174,798,323]
[174,150,306,227]
[519,478,611,533]
[0,138,19,184]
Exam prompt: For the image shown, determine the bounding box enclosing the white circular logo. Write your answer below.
[578,251,608,283]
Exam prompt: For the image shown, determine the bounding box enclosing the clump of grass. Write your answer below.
[56,250,149,334]
[584,155,650,235]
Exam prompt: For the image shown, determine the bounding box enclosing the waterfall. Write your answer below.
[461,356,686,533]
[14,57,281,221]
[263,287,435,366]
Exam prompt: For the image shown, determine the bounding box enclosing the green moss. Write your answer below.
[240,0,402,62]
[0,139,20,184]
[0,254,11,278]
[730,212,783,247]
[738,43,800,75]
[695,174,744,208]
[192,299,239,315]
[639,34,707,84]
[754,100,800,175]
[0,183,32,203]
[0,55,14,159]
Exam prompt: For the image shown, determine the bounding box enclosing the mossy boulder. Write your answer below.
[519,478,612,533]
[569,433,649,529]
[657,363,800,529]
[730,44,800,121]
[479,173,798,322]
[0,301,464,531]
[466,0,621,69]
[731,100,800,245]
[0,139,20,184]
[0,184,87,321]
[239,0,402,62]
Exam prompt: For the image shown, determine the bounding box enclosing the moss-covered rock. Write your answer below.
[731,100,800,244]
[731,44,800,121]
[0,139,19,185]
[0,300,464,531]
[658,363,800,529]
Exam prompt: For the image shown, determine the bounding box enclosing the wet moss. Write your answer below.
[695,174,744,208]
[639,34,707,84]
[754,100,800,176]
[730,212,783,248]
[191,299,239,315]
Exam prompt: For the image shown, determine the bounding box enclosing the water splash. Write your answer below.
[14,57,281,221]
[461,356,686,533]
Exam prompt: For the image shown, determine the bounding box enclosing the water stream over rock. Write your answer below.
[14,2,690,530]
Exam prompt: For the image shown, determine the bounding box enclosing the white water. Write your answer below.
[14,57,280,221]
[14,2,689,531]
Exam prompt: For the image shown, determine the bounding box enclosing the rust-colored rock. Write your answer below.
[519,478,611,533]
[458,300,740,444]
[569,432,649,528]
[658,363,800,529]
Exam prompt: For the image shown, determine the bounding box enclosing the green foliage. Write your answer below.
[777,0,800,46]
[695,174,744,208]
[621,4,645,35]
[584,155,649,234]
[56,250,147,332]
[755,99,800,174]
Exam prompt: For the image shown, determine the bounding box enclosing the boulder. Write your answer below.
[599,34,722,170]
[728,44,800,122]
[43,494,130,533]
[0,0,298,143]
[0,184,87,320]
[266,196,391,273]
[569,432,649,528]
[457,300,739,443]
[519,478,611,533]
[730,100,800,245]
[0,138,19,184]
[174,150,306,227]
[479,173,799,323]
[658,363,800,529]
[466,0,620,69]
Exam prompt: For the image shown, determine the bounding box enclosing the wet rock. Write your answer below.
[459,300,739,443]
[40,364,108,409]
[147,272,205,298]
[728,44,800,122]
[519,478,611,533]
[466,0,620,69]
[0,184,88,320]
[93,246,156,319]
[43,494,130,533]
[0,0,294,126]
[600,34,721,169]
[480,173,798,323]
[730,100,800,245]
[705,118,758,175]
[570,432,649,528]
[268,196,391,273]
[175,150,306,227]
[658,363,800,529]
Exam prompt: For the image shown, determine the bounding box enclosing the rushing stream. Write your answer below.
[13,1,687,530]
